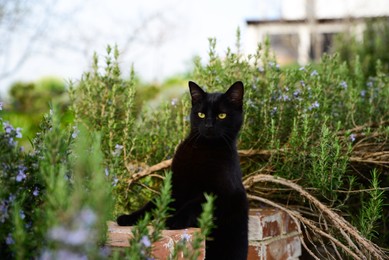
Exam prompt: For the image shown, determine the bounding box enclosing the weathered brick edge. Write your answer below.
[107,223,204,259]
[248,208,302,260]
[107,208,302,260]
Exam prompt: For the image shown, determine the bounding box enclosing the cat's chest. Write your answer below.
[172,142,239,178]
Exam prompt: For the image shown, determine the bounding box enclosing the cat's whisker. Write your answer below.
[182,130,201,149]
[221,134,235,152]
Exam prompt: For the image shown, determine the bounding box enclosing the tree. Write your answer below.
[0,0,181,82]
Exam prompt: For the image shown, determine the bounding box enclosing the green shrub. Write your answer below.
[334,17,389,77]
[0,108,113,258]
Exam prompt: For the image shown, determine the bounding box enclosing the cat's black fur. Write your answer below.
[117,81,248,259]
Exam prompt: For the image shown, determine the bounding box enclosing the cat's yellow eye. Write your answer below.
[198,112,205,119]
[218,113,227,119]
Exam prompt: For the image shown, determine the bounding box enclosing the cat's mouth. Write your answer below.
[201,129,220,139]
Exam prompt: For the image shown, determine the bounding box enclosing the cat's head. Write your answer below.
[188,81,244,141]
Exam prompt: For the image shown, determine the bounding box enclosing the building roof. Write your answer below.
[246,16,388,26]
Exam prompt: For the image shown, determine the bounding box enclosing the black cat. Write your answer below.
[117,81,248,260]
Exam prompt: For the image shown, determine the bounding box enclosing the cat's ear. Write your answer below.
[189,81,206,104]
[225,81,244,108]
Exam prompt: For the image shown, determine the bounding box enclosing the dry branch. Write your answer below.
[126,159,172,186]
[124,149,278,186]
[125,145,389,187]
[247,194,362,260]
[245,175,387,260]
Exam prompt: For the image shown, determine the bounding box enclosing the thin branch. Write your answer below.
[247,194,362,260]
[245,175,386,259]
[126,159,172,186]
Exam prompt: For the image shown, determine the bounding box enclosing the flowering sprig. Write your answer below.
[112,144,123,156]
[2,121,23,147]
[308,101,320,111]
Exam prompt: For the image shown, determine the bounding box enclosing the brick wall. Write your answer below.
[107,208,302,259]
[248,209,301,260]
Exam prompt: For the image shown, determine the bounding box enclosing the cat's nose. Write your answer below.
[205,119,214,129]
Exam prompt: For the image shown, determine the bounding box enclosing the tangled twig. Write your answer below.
[122,123,389,259]
[244,174,387,259]
[125,144,389,187]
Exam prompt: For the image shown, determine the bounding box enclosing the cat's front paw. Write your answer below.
[166,216,198,230]
[165,218,184,230]
[117,214,138,226]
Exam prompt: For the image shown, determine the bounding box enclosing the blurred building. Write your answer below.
[246,0,389,64]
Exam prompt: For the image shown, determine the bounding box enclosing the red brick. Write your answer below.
[248,208,302,260]
[107,208,302,260]
[107,221,205,259]
[248,244,262,259]
[249,208,283,240]
[264,236,301,260]
[281,211,299,234]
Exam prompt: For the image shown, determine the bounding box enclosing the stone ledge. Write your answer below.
[107,208,302,260]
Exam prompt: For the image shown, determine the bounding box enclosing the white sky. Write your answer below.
[1,0,384,96]
[0,0,281,95]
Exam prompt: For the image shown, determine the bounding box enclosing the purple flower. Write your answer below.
[140,235,151,248]
[33,187,39,197]
[180,231,192,242]
[16,172,26,182]
[20,210,25,220]
[310,70,318,77]
[171,98,178,106]
[100,247,112,257]
[279,94,290,102]
[0,200,9,223]
[15,127,22,138]
[41,249,88,260]
[6,234,14,245]
[8,137,16,146]
[8,195,16,202]
[104,168,109,177]
[8,194,16,202]
[299,66,305,71]
[340,81,348,90]
[350,134,356,142]
[49,226,89,246]
[72,126,80,139]
[300,81,306,87]
[0,102,3,110]
[270,107,278,116]
[268,62,280,70]
[366,81,373,88]
[293,89,301,98]
[3,122,13,134]
[112,177,119,187]
[79,208,97,227]
[112,144,124,156]
[308,101,320,111]
[16,166,27,182]
[360,90,367,97]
